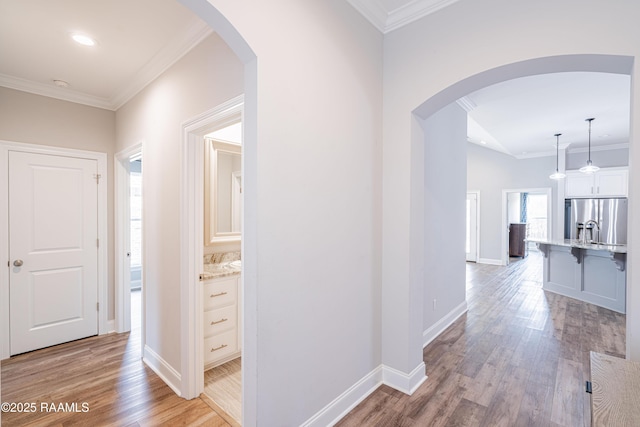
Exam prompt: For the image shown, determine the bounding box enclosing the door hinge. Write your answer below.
[94,173,101,184]
[97,302,99,311]
[96,238,99,248]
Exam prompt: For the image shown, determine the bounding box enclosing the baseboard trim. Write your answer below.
[382,362,427,395]
[300,366,383,427]
[105,319,116,334]
[423,301,468,348]
[301,359,429,427]
[143,344,182,397]
[302,302,471,426]
[478,257,503,266]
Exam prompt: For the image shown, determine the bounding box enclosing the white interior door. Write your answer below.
[9,151,98,355]
[466,193,478,262]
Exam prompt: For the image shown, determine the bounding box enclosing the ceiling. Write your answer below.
[0,0,211,110]
[0,0,631,158]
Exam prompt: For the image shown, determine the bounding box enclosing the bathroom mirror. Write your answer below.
[204,138,242,245]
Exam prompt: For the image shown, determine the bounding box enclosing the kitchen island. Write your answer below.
[529,239,626,313]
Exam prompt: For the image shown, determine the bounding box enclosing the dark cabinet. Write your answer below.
[509,223,528,257]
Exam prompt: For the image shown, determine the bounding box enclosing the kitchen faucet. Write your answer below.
[583,219,600,244]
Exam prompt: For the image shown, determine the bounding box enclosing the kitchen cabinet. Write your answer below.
[565,167,628,198]
[203,275,241,369]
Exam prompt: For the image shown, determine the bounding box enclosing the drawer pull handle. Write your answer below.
[211,344,228,352]
[211,318,228,325]
[210,291,228,298]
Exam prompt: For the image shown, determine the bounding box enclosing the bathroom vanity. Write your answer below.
[532,239,626,313]
[201,261,242,369]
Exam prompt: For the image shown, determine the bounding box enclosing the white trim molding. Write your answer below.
[347,0,462,33]
[301,361,427,427]
[478,258,503,266]
[143,344,182,397]
[0,140,109,360]
[300,367,384,427]
[423,301,468,348]
[180,95,244,400]
[382,362,427,395]
[114,142,144,334]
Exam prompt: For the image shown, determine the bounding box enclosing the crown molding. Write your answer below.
[386,0,462,33]
[456,96,477,113]
[110,17,213,110]
[0,73,113,110]
[347,0,461,33]
[0,17,213,111]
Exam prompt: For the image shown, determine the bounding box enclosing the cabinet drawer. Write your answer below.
[204,330,238,363]
[203,277,237,310]
[203,305,237,337]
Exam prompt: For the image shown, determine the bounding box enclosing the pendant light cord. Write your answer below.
[586,118,594,164]
[555,133,561,171]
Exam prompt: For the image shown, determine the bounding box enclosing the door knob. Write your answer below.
[13,259,23,267]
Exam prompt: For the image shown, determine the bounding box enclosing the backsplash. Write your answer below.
[204,251,241,265]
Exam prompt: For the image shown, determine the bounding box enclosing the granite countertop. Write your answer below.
[200,251,242,281]
[200,261,242,281]
[527,238,627,254]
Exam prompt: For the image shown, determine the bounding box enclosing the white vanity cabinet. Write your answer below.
[565,167,628,198]
[203,275,241,369]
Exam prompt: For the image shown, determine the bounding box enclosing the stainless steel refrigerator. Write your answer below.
[565,198,628,245]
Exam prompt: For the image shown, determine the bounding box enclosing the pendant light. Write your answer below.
[549,133,566,180]
[579,117,599,174]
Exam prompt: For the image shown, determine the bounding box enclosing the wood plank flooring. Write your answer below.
[204,358,242,426]
[1,290,230,427]
[337,251,626,427]
[2,253,627,426]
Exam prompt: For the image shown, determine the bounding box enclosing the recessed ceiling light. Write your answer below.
[53,79,69,88]
[480,140,487,145]
[71,33,96,46]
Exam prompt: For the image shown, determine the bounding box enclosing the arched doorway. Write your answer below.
[383,54,634,390]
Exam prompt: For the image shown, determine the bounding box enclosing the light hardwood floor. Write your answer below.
[1,290,230,427]
[337,251,626,427]
[2,254,626,426]
[204,358,242,426]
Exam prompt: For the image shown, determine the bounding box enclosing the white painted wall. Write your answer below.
[130,1,383,424]
[0,87,117,320]
[382,0,640,376]
[201,2,383,424]
[115,33,243,373]
[422,103,467,331]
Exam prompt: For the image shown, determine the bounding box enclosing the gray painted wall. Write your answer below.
[467,143,558,262]
[423,103,467,329]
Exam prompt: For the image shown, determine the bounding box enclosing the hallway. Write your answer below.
[0,290,229,426]
[338,251,626,426]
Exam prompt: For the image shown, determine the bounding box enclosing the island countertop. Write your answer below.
[527,238,627,254]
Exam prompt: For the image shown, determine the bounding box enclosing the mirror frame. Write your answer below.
[204,137,242,246]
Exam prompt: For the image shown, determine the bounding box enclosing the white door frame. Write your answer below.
[501,187,552,266]
[115,142,143,334]
[179,95,243,399]
[466,191,480,262]
[0,140,109,360]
